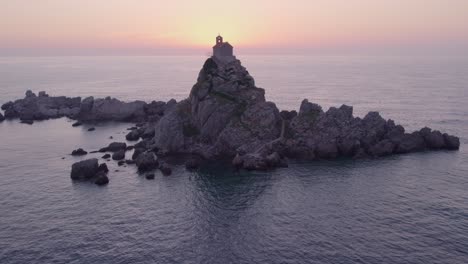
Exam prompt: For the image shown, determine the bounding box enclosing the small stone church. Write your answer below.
[213,35,235,61]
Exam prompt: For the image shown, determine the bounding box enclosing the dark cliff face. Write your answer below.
[153,57,279,158]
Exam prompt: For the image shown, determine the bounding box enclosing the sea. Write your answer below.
[0,55,467,264]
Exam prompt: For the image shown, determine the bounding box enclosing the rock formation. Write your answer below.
[1,57,461,173]
[146,57,460,170]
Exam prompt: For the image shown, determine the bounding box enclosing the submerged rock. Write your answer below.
[72,121,82,127]
[145,173,155,180]
[71,148,88,156]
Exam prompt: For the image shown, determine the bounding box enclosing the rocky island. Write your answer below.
[0,41,460,184]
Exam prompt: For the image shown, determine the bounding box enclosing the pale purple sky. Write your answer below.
[1,0,468,56]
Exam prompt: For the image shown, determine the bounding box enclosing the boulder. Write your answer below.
[112,150,126,161]
[70,158,99,180]
[94,172,109,186]
[125,129,141,141]
[101,154,111,159]
[71,148,88,156]
[135,152,159,172]
[88,127,96,131]
[100,142,127,152]
[0,113,4,122]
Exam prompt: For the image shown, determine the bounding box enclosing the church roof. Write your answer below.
[213,42,233,49]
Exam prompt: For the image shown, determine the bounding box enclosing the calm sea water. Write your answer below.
[0,55,467,264]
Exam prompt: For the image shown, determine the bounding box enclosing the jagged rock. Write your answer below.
[135,152,159,172]
[112,150,126,160]
[78,96,146,122]
[299,99,323,117]
[444,134,460,150]
[420,128,446,149]
[70,159,99,180]
[71,148,88,156]
[102,154,111,159]
[159,162,172,176]
[94,172,109,186]
[38,91,48,97]
[26,90,36,98]
[280,110,297,120]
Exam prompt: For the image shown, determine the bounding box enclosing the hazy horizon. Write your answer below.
[2,0,468,56]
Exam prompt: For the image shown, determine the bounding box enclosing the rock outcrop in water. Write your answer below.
[1,91,173,123]
[1,57,461,172]
[70,158,109,185]
[146,57,460,170]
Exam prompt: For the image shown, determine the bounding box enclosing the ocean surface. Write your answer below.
[0,55,467,264]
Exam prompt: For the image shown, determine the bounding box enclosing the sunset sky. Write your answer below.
[1,0,468,55]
